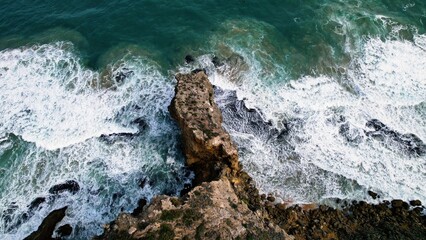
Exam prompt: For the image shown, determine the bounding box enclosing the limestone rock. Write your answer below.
[169,71,239,184]
[95,178,292,240]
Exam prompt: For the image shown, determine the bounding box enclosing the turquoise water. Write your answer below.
[0,0,425,239]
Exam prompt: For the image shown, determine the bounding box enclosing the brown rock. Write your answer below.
[391,199,404,208]
[267,195,276,202]
[169,71,239,184]
[95,178,292,240]
[409,200,422,206]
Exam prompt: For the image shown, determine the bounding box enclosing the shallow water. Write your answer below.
[0,0,425,239]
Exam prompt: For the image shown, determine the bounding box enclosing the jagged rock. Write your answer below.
[95,178,292,240]
[48,180,80,195]
[214,86,290,142]
[24,206,67,240]
[28,197,46,211]
[130,117,147,131]
[169,71,239,184]
[114,68,134,83]
[365,119,426,156]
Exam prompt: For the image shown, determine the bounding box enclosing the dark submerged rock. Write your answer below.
[211,56,223,67]
[56,224,73,238]
[130,117,148,131]
[114,68,134,83]
[48,180,80,195]
[365,119,426,156]
[28,197,46,211]
[185,55,195,64]
[24,206,67,240]
[191,68,206,74]
[214,86,291,145]
[367,190,378,200]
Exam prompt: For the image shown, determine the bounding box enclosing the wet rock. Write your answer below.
[214,86,291,145]
[131,199,147,217]
[114,68,134,83]
[391,199,404,209]
[99,132,136,144]
[339,122,363,144]
[48,180,80,195]
[409,200,422,206]
[2,204,19,232]
[185,55,195,64]
[24,206,67,240]
[267,195,276,202]
[138,178,147,189]
[56,224,73,237]
[191,68,206,74]
[365,119,426,156]
[367,190,378,200]
[211,56,222,67]
[130,117,147,131]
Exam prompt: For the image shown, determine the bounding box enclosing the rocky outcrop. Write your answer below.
[96,71,292,240]
[169,70,240,184]
[96,178,291,240]
[24,207,67,240]
[96,71,426,240]
[267,199,426,240]
[48,180,80,195]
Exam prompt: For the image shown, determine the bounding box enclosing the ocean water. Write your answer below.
[0,0,425,239]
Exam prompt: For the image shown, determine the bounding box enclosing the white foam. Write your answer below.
[0,43,189,239]
[204,34,426,203]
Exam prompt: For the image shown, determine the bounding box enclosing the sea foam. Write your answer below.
[190,32,426,204]
[0,43,189,239]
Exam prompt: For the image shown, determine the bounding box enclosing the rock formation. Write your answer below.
[169,70,240,184]
[96,71,292,239]
[96,70,426,240]
[96,178,290,239]
[24,207,67,240]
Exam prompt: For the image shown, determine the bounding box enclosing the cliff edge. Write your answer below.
[94,71,292,240]
[94,71,426,240]
[169,70,240,184]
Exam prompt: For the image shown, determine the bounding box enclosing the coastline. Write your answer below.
[94,71,425,240]
[26,71,425,240]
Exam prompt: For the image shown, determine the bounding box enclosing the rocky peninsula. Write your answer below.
[26,71,426,240]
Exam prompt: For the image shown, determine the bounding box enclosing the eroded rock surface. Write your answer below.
[95,71,426,240]
[95,72,292,240]
[96,178,291,240]
[169,71,240,184]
